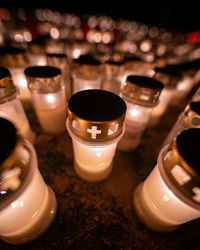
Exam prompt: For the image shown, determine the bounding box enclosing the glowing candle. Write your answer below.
[117,75,163,151]
[0,47,31,109]
[72,54,102,94]
[0,118,57,244]
[133,128,200,232]
[46,53,72,101]
[66,89,127,182]
[162,101,200,148]
[25,66,67,135]
[102,60,124,95]
[149,66,181,127]
[0,67,35,143]
[27,39,47,66]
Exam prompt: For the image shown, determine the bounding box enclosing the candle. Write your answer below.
[0,117,57,244]
[102,60,124,95]
[162,101,200,148]
[71,54,102,94]
[0,67,35,143]
[66,89,127,182]
[0,47,31,109]
[117,75,163,151]
[149,66,181,127]
[46,53,72,101]
[25,66,67,135]
[27,38,47,66]
[133,128,200,232]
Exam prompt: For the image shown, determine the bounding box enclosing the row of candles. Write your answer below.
[0,9,200,245]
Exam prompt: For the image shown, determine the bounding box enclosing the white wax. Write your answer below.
[72,75,102,94]
[0,140,57,244]
[133,146,200,232]
[0,97,35,143]
[118,101,152,151]
[35,104,67,135]
[67,120,122,182]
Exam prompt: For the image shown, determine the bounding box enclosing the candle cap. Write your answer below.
[0,47,28,68]
[25,66,62,93]
[183,102,200,128]
[104,60,124,77]
[0,67,17,103]
[73,54,101,78]
[162,128,200,207]
[121,75,164,107]
[0,117,32,210]
[67,89,127,142]
[154,66,181,88]
[46,53,68,70]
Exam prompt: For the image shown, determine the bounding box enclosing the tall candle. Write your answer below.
[67,89,126,182]
[0,67,35,143]
[133,128,200,232]
[25,66,67,135]
[0,117,57,244]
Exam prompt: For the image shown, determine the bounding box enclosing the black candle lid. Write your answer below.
[67,89,127,142]
[24,66,61,78]
[0,117,17,166]
[73,54,101,66]
[190,102,200,116]
[0,67,10,79]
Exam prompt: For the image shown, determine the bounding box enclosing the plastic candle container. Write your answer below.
[25,66,67,135]
[0,117,57,244]
[0,47,31,109]
[46,53,72,101]
[72,54,102,94]
[117,75,164,151]
[66,89,127,182]
[133,128,200,232]
[0,67,35,143]
[27,38,47,66]
[162,101,200,148]
[149,66,181,127]
[102,60,124,95]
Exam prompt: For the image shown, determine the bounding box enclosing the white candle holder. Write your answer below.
[149,66,181,127]
[133,128,200,232]
[118,75,163,151]
[27,39,47,66]
[102,60,124,95]
[0,67,35,143]
[0,47,31,109]
[162,101,200,148]
[25,66,67,135]
[66,89,127,182]
[0,117,57,244]
[46,53,72,101]
[72,54,102,94]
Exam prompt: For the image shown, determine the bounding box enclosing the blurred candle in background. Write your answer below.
[0,47,31,109]
[0,66,35,143]
[46,52,72,101]
[133,128,200,232]
[66,89,127,182]
[25,66,67,135]
[71,54,102,94]
[0,117,57,244]
[118,75,163,151]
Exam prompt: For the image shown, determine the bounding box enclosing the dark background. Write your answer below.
[1,1,200,32]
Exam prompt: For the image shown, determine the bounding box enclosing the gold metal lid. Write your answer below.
[72,54,101,78]
[0,67,17,103]
[104,60,124,77]
[121,75,164,107]
[24,66,62,93]
[153,66,181,88]
[0,47,28,68]
[67,89,127,142]
[183,102,200,128]
[162,128,200,207]
[0,117,32,210]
